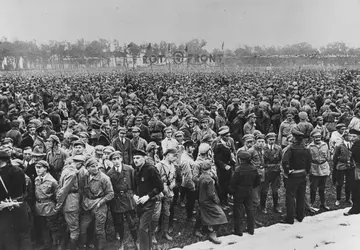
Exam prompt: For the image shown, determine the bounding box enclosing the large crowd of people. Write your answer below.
[1,68,360,250]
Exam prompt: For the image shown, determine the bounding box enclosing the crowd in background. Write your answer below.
[1,68,360,250]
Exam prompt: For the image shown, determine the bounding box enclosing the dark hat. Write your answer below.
[69,134,80,142]
[91,120,103,129]
[133,149,147,156]
[35,160,50,169]
[36,126,45,134]
[0,147,11,160]
[291,126,304,136]
[183,140,195,148]
[349,129,360,136]
[73,140,86,147]
[2,137,13,144]
[163,148,178,156]
[109,151,122,160]
[238,151,251,161]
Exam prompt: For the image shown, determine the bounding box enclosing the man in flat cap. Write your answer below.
[281,126,311,224]
[191,117,216,145]
[308,130,331,211]
[213,126,236,209]
[78,132,95,157]
[278,113,297,149]
[179,140,197,222]
[46,135,69,180]
[297,111,314,145]
[154,148,178,241]
[161,127,178,155]
[34,160,64,249]
[261,132,283,214]
[236,134,255,163]
[133,149,163,250]
[79,158,114,250]
[229,151,260,236]
[134,116,151,142]
[56,155,86,250]
[243,113,257,135]
[112,127,133,165]
[333,130,355,207]
[131,126,148,153]
[107,151,138,250]
[329,123,346,155]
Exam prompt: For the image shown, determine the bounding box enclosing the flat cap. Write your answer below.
[47,135,60,144]
[291,126,304,136]
[132,126,141,133]
[247,113,257,119]
[218,126,230,135]
[242,134,255,142]
[164,127,173,133]
[133,149,147,156]
[35,160,50,169]
[163,148,178,156]
[183,140,195,148]
[255,134,265,140]
[73,155,86,162]
[73,140,86,147]
[310,130,322,137]
[266,132,277,139]
[109,151,122,160]
[198,143,211,154]
[84,158,99,169]
[336,123,346,129]
[103,146,115,153]
[146,142,159,152]
[0,147,11,159]
[298,111,308,120]
[174,130,185,137]
[238,151,252,161]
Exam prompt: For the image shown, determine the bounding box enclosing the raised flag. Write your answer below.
[222,42,224,51]
[185,44,188,53]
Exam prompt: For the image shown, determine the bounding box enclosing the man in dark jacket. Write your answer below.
[346,132,360,216]
[281,126,311,224]
[107,151,138,250]
[112,127,133,165]
[133,149,163,250]
[229,151,260,236]
[213,126,236,209]
[0,147,31,250]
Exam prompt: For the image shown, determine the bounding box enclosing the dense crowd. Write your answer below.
[1,68,360,250]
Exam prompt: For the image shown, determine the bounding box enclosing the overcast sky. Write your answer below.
[1,0,360,50]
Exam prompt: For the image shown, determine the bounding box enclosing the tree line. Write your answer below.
[1,37,360,69]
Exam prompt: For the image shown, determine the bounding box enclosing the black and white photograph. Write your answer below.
[1,0,360,249]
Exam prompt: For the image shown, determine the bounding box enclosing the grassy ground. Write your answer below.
[104,175,351,250]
